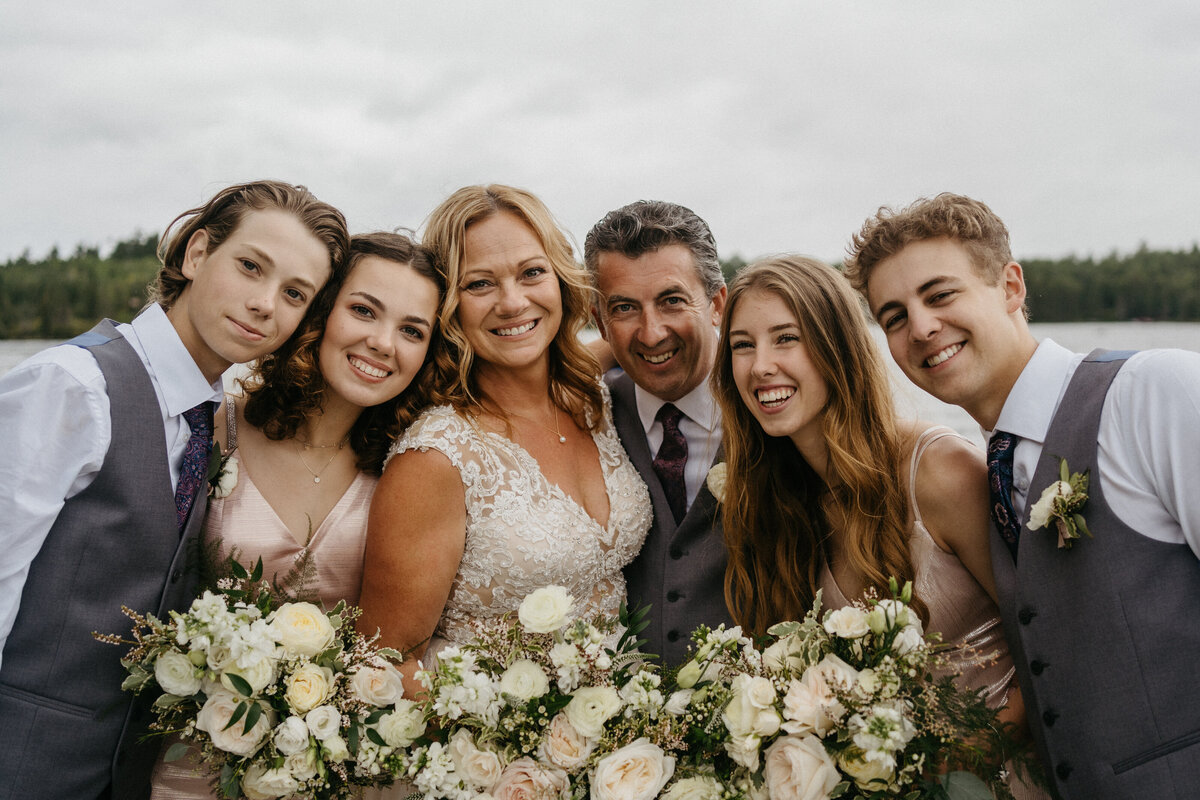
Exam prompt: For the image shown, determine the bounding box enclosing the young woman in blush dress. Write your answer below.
[358,185,651,692]
[712,256,1047,799]
[149,232,446,799]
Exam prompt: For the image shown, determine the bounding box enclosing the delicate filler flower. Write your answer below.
[705,462,728,503]
[1027,456,1091,549]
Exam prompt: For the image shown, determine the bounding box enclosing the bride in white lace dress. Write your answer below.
[358,185,651,690]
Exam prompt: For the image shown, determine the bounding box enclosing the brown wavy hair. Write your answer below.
[713,255,925,636]
[422,184,602,427]
[152,179,350,309]
[241,231,447,474]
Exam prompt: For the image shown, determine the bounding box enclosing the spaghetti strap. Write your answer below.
[223,393,239,454]
[907,425,966,528]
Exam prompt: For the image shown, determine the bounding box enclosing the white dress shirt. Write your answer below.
[0,305,223,666]
[634,379,722,509]
[988,338,1200,558]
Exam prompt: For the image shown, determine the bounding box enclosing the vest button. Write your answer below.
[1056,762,1073,780]
[666,630,680,642]
[1042,709,1059,726]
[667,590,681,602]
[669,547,683,560]
[171,569,183,582]
[1018,608,1037,625]
[1030,659,1048,675]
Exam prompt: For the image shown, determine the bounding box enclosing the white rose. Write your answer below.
[273,715,311,756]
[664,689,694,716]
[322,734,350,762]
[154,650,201,696]
[241,763,300,800]
[220,655,276,696]
[705,462,728,502]
[518,586,575,633]
[1028,480,1071,530]
[284,662,335,714]
[500,659,550,701]
[377,699,427,747]
[539,712,596,769]
[591,738,675,800]
[491,757,568,800]
[305,704,342,741]
[565,686,622,738]
[813,654,858,693]
[763,735,840,800]
[780,670,840,737]
[285,749,318,782]
[449,729,504,790]
[723,733,763,770]
[195,689,272,757]
[892,626,925,656]
[662,775,723,800]
[210,455,239,499]
[823,607,869,639]
[269,602,336,658]
[723,674,781,738]
[350,662,405,707]
[206,641,235,672]
[838,748,895,791]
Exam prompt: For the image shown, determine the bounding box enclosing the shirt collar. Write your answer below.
[633,376,720,435]
[129,304,224,416]
[988,338,1078,445]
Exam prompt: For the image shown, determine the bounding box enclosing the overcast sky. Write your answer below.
[2,1,1197,266]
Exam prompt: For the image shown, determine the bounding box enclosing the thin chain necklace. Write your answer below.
[498,400,567,443]
[295,435,350,483]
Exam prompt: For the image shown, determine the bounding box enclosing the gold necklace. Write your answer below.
[503,401,567,444]
[296,435,349,483]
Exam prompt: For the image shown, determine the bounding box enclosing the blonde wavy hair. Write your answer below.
[422,184,602,426]
[712,255,926,636]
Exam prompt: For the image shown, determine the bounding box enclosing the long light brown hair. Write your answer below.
[422,184,602,427]
[712,255,924,636]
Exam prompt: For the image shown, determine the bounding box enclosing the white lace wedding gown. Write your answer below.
[389,384,652,659]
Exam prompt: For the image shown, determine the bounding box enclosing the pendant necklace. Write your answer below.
[505,401,567,443]
[296,435,350,483]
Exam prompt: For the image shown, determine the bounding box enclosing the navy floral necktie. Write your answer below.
[987,431,1021,560]
[652,403,688,524]
[174,402,214,529]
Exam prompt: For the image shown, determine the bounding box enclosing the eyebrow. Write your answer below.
[246,244,321,293]
[873,276,954,321]
[728,322,799,337]
[350,290,432,328]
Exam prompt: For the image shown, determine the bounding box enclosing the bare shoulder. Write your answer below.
[373,446,463,515]
[910,426,990,551]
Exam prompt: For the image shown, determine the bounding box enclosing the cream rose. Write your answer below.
[196,689,272,757]
[780,668,840,736]
[491,757,568,800]
[448,729,503,790]
[722,674,781,739]
[539,712,596,769]
[284,662,335,714]
[377,699,427,747]
[591,738,675,800]
[241,763,300,800]
[220,655,276,696]
[813,654,858,693]
[518,586,575,633]
[305,704,342,741]
[350,662,405,707]
[838,748,895,791]
[823,607,869,639]
[155,650,201,696]
[763,735,840,800]
[662,775,723,800]
[565,686,622,738]
[1028,480,1072,530]
[500,659,551,701]
[269,602,336,658]
[285,749,318,782]
[273,715,311,756]
[705,462,728,502]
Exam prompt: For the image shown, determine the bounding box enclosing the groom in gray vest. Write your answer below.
[584,200,735,666]
[845,193,1200,800]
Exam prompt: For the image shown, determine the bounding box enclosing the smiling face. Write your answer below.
[317,255,439,411]
[595,243,726,402]
[169,208,332,383]
[455,211,562,377]
[728,288,829,458]
[865,237,1036,429]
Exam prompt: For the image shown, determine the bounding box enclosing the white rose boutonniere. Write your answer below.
[706,462,728,503]
[1027,457,1091,549]
[207,444,239,498]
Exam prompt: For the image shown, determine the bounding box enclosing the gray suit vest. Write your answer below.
[608,372,734,665]
[0,320,206,800]
[990,349,1200,799]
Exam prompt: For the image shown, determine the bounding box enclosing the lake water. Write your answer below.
[3,322,1197,446]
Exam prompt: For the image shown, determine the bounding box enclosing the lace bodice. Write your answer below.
[389,385,651,649]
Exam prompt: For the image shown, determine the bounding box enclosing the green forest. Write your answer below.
[1,234,1198,339]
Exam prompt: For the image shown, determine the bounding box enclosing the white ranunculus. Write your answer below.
[305,704,342,740]
[539,712,596,769]
[195,689,272,757]
[565,686,622,738]
[285,749,318,782]
[241,763,300,800]
[448,729,503,790]
[500,658,550,701]
[823,606,870,639]
[220,654,276,696]
[838,748,895,791]
[350,662,405,707]
[377,699,427,747]
[664,689,694,716]
[491,757,568,800]
[273,715,311,756]
[284,662,335,714]
[763,735,840,800]
[1028,480,1072,530]
[269,602,336,658]
[154,650,201,696]
[662,775,724,800]
[723,674,781,739]
[517,586,575,633]
[591,738,675,800]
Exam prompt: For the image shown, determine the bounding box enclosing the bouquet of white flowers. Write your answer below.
[97,558,416,800]
[667,580,1031,800]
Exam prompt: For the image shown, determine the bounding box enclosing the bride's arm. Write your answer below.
[359,447,466,697]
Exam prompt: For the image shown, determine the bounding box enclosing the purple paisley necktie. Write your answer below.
[174,402,214,529]
[652,403,688,525]
[987,430,1021,560]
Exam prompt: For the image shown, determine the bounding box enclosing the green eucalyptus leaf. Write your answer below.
[366,727,387,746]
[242,701,263,735]
[164,741,192,762]
[225,672,253,697]
[224,701,248,731]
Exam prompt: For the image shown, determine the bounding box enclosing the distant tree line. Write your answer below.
[1,234,1197,340]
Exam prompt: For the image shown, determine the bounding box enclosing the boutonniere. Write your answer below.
[206,443,239,499]
[1027,457,1091,548]
[705,461,727,503]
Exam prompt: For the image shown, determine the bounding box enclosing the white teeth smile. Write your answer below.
[925,343,963,368]
[350,357,390,379]
[756,387,795,407]
[495,321,536,337]
[641,350,676,365]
